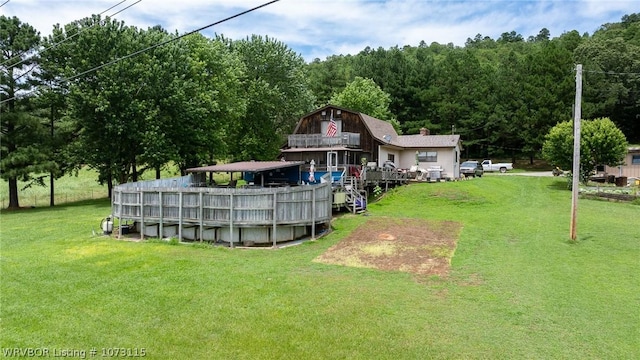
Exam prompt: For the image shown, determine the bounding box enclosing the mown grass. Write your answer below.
[1,176,638,359]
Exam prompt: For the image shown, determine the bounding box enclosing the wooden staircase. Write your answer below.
[344,176,367,213]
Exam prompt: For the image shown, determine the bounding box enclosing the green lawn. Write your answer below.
[0,168,110,208]
[1,176,638,359]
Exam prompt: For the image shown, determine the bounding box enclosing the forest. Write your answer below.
[306,14,640,158]
[1,13,639,209]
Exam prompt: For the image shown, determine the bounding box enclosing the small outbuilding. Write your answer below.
[604,146,640,181]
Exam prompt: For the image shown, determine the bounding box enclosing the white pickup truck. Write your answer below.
[481,159,513,173]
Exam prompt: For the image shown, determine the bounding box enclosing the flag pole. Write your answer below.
[329,109,333,175]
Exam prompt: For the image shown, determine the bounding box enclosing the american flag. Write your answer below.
[326,113,337,137]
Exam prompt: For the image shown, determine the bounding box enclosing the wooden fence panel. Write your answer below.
[113,182,331,228]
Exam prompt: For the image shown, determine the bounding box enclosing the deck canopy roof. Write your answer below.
[186,161,305,173]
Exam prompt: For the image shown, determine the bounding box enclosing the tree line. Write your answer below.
[307,14,639,161]
[2,13,639,209]
[1,15,315,208]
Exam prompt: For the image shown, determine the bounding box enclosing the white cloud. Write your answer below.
[2,0,636,62]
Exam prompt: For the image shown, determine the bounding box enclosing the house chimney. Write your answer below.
[420,127,430,136]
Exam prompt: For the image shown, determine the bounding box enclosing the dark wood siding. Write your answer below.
[293,108,378,154]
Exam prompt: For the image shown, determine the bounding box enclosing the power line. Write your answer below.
[0,0,281,105]
[64,0,281,83]
[26,0,141,68]
[583,70,640,76]
[2,0,138,68]
[0,0,10,8]
[2,1,130,67]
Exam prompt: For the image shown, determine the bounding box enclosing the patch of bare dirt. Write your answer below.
[314,217,462,277]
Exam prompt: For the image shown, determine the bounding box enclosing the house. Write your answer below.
[110,106,465,241]
[281,105,462,180]
[605,146,640,180]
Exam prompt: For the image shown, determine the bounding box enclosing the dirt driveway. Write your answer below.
[493,171,554,176]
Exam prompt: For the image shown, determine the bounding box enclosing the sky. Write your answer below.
[2,0,638,62]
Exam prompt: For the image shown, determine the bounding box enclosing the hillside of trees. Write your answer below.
[1,13,639,208]
[307,14,640,160]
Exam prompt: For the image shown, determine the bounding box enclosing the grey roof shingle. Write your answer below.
[360,113,460,148]
[360,113,398,143]
[394,134,461,148]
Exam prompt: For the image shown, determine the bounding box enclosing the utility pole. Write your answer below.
[570,64,582,241]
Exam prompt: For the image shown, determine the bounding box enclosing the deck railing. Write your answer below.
[287,132,360,148]
[112,174,332,246]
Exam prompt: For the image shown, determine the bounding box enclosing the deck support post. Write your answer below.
[229,193,234,248]
[311,187,316,240]
[138,190,144,240]
[117,192,122,240]
[159,191,163,240]
[272,192,277,247]
[327,184,332,227]
[198,192,203,243]
[178,191,183,242]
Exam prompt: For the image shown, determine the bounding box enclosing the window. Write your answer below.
[387,154,395,162]
[632,155,640,165]
[417,151,437,162]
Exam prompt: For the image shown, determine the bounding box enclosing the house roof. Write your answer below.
[359,112,461,149]
[360,113,398,143]
[186,161,304,173]
[292,104,355,135]
[292,105,462,150]
[394,134,461,148]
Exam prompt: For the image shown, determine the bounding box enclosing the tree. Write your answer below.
[330,76,401,132]
[398,45,438,134]
[430,48,497,155]
[575,15,640,143]
[529,28,551,42]
[465,34,497,49]
[542,118,627,183]
[517,41,575,163]
[352,46,414,124]
[60,16,150,195]
[304,14,637,162]
[306,54,355,107]
[156,33,246,173]
[226,35,315,161]
[556,30,584,52]
[0,16,55,209]
[55,16,247,193]
[497,31,524,44]
[35,22,79,206]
